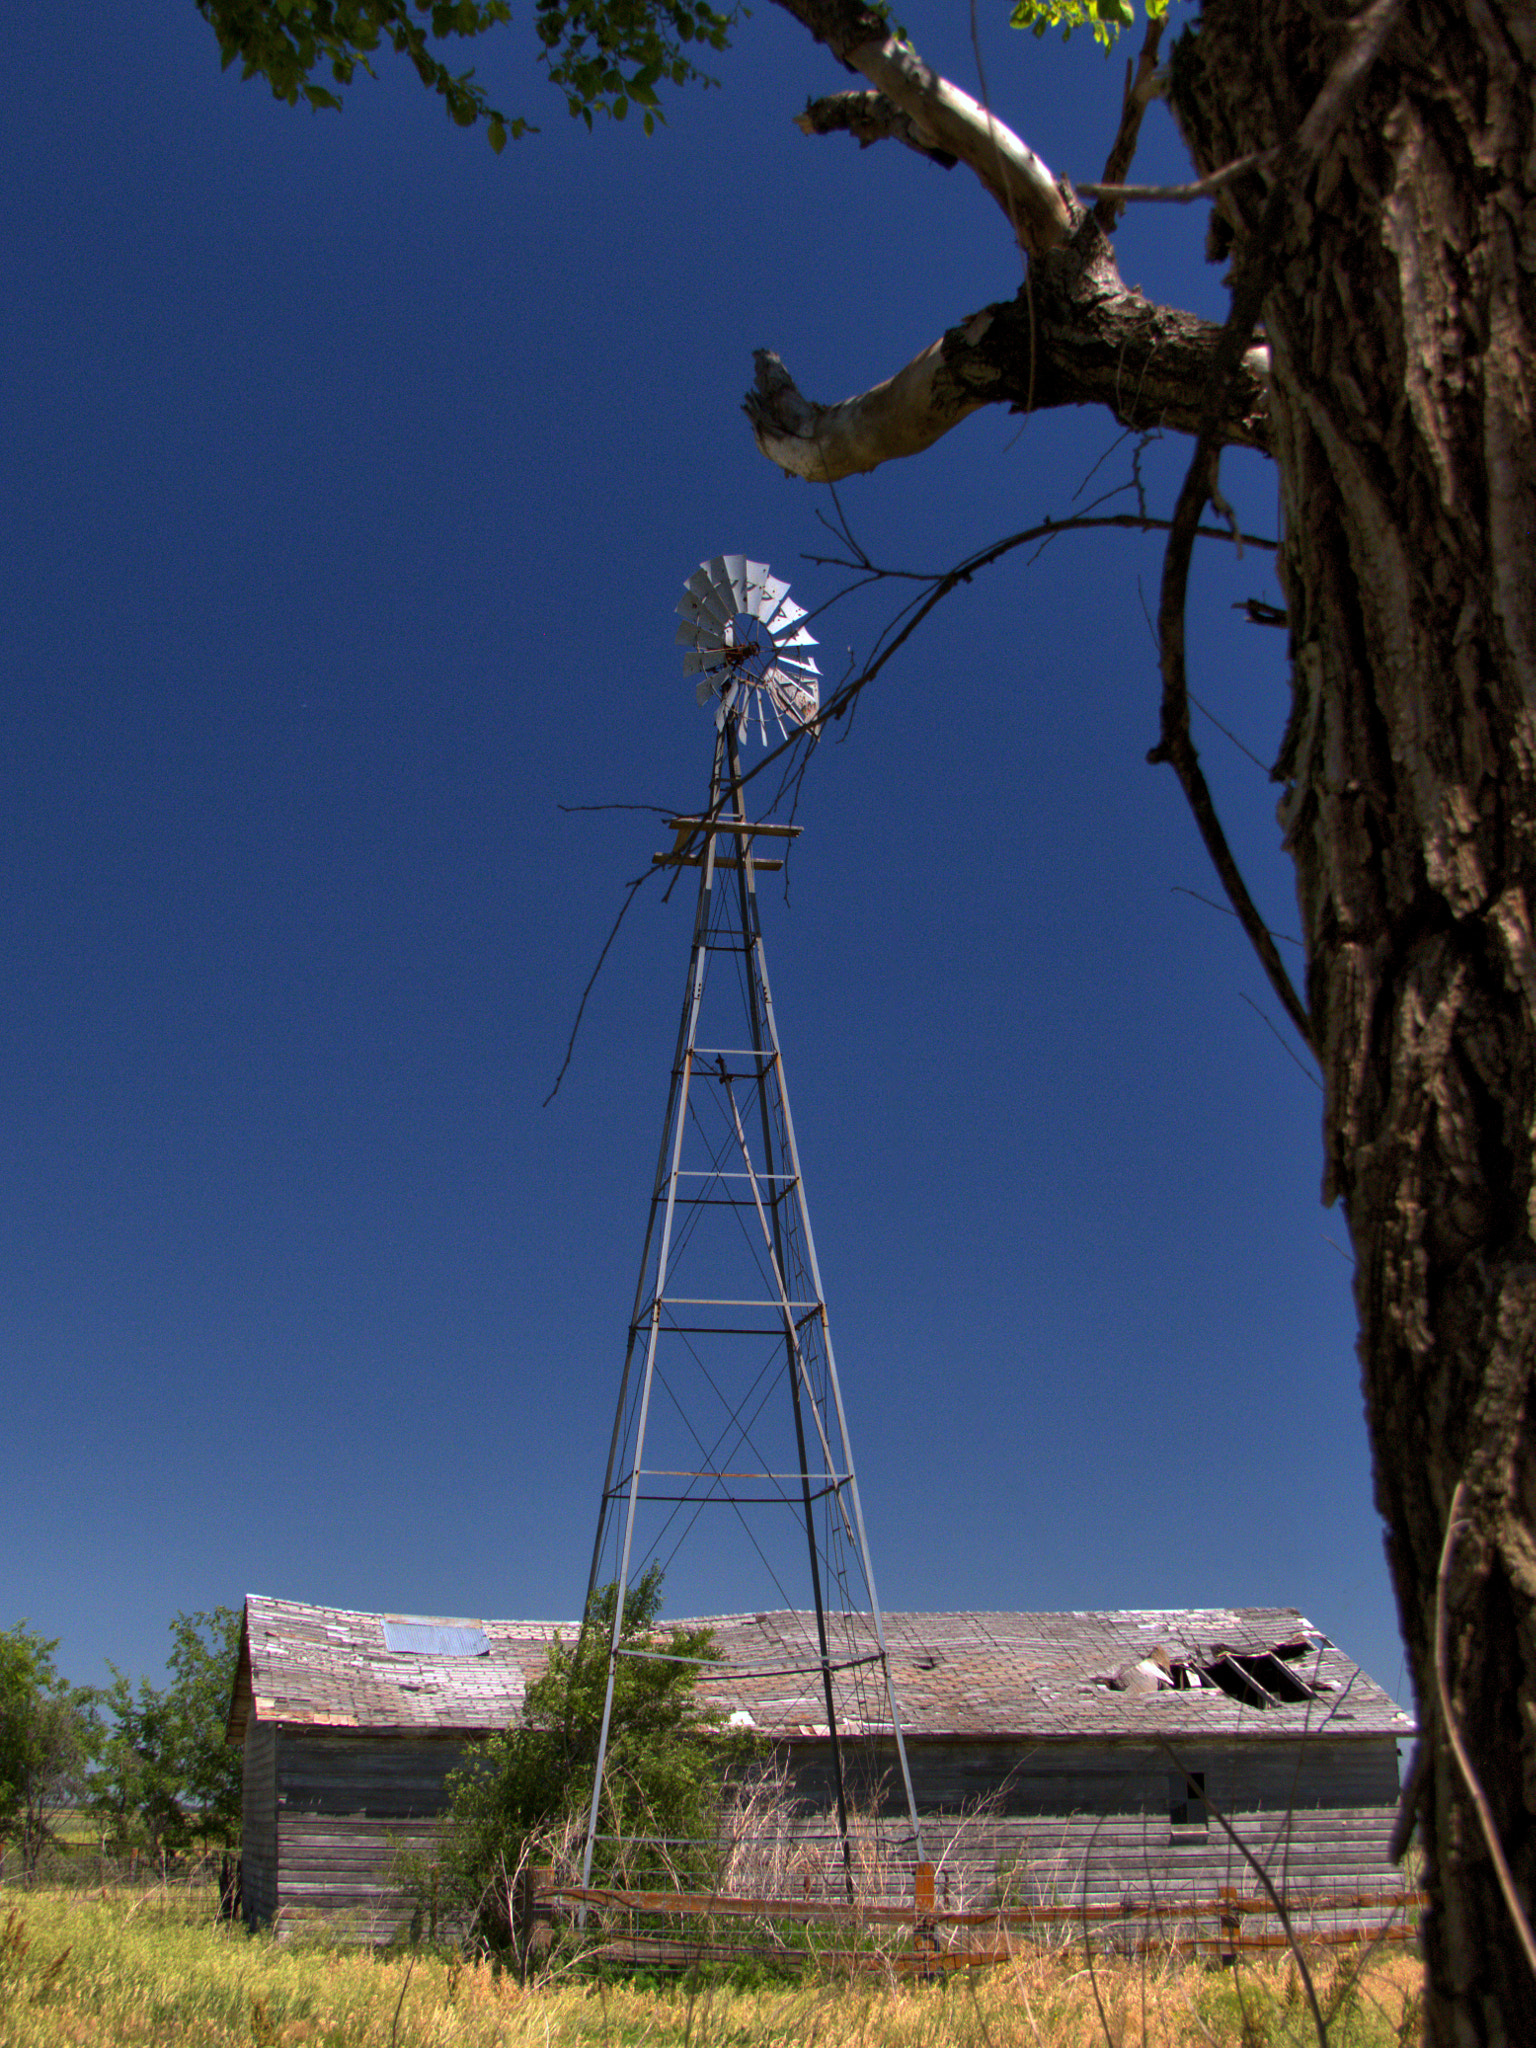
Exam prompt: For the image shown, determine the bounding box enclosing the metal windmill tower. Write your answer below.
[579,555,924,1890]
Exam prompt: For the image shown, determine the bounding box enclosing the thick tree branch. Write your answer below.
[752,4,1271,483]
[771,0,1070,254]
[746,223,1272,481]
[796,90,958,169]
[748,326,990,480]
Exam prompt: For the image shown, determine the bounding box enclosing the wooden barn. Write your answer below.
[227,1593,1413,1940]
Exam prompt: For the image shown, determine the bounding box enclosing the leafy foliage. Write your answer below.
[196,0,734,147]
[429,1567,753,1944]
[0,1626,96,1878]
[1008,0,1171,47]
[93,1609,243,1853]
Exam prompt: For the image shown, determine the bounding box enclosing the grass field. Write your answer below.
[0,1885,1423,2047]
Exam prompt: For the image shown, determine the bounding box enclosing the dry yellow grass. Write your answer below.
[0,1886,1423,2047]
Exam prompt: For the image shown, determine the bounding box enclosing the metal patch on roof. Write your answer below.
[382,1621,489,1657]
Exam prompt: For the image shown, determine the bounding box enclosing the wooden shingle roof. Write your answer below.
[227,1594,1412,1745]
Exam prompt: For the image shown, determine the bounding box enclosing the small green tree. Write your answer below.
[92,1608,243,1854]
[433,1567,750,1946]
[0,1626,96,1879]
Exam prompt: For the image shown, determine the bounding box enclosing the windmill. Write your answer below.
[578,555,924,1897]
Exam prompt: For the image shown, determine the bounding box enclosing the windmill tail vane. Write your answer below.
[676,554,821,745]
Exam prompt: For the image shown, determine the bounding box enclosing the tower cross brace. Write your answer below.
[579,720,924,1890]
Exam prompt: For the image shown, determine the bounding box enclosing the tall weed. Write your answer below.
[0,1885,1422,2046]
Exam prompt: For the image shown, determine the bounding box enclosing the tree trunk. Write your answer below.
[1171,5,1536,2039]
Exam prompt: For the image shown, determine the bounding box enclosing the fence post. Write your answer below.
[914,1861,937,1973]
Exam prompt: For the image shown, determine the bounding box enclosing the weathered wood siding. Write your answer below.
[784,1735,1403,1910]
[246,1725,1405,1936]
[799,1734,1399,1815]
[269,1732,469,1940]
[241,1724,278,1929]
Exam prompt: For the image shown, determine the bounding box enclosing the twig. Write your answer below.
[547,490,1278,1105]
[1077,1822,1116,2048]
[1435,1480,1536,1987]
[1171,885,1302,951]
[389,1946,416,2048]
[1080,146,1276,205]
[1185,688,1272,773]
[1240,992,1324,1089]
[722,506,1272,817]
[1160,1746,1329,2046]
[542,870,654,1106]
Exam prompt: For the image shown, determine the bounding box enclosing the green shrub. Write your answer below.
[417,1568,757,1951]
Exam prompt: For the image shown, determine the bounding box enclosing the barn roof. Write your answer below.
[228,1594,1411,1745]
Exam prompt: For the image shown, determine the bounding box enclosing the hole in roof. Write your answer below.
[382,1622,489,1658]
[1171,1645,1321,1708]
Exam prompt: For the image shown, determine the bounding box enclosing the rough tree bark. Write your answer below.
[751,2,1536,2038]
[1170,6,1536,2041]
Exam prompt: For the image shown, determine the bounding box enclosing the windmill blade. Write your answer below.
[684,570,734,629]
[719,554,750,609]
[772,653,821,678]
[696,676,717,705]
[683,647,730,675]
[743,563,784,618]
[755,576,794,627]
[765,595,807,635]
[700,557,741,615]
[678,605,731,646]
[676,613,729,651]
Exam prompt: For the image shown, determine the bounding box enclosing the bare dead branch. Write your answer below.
[746,263,1272,483]
[1093,13,1166,231]
[725,508,1276,816]
[543,868,655,1107]
[747,333,989,481]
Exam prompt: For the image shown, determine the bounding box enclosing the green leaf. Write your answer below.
[612,93,627,118]
[488,114,507,150]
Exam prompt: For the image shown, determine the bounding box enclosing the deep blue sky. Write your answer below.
[4,6,1405,1708]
